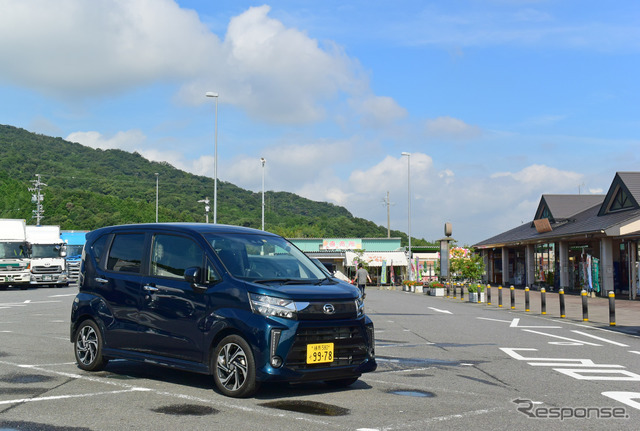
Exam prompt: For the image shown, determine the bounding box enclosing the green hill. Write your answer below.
[0,124,430,244]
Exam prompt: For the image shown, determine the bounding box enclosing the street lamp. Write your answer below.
[205,91,219,223]
[198,198,210,223]
[155,173,159,223]
[401,152,412,281]
[260,158,266,231]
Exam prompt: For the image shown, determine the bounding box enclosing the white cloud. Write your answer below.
[350,95,408,128]
[0,0,214,98]
[66,130,147,151]
[491,164,583,192]
[425,116,482,140]
[0,1,377,125]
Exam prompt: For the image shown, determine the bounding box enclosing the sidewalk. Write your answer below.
[376,285,640,336]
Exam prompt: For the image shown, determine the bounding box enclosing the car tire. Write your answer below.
[212,335,259,398]
[74,320,108,371]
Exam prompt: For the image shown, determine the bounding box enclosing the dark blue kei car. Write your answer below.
[70,223,376,397]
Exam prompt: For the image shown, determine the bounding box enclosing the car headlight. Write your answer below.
[355,293,364,317]
[249,293,297,319]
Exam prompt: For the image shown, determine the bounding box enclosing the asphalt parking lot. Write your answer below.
[2,286,639,431]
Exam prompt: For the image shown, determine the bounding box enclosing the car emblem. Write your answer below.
[323,304,335,315]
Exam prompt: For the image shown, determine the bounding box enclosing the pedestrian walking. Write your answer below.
[355,263,372,298]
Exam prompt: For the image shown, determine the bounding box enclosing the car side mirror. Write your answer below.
[185,267,206,293]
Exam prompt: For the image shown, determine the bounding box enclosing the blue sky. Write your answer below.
[1,0,639,245]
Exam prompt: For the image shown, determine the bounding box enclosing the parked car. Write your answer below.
[70,223,376,397]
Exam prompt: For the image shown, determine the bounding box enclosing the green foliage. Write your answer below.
[0,124,434,241]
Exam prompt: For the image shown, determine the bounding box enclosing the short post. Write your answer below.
[498,285,503,308]
[525,286,530,312]
[453,282,457,299]
[460,283,465,301]
[446,282,450,298]
[541,287,546,315]
[487,284,492,305]
[581,290,589,322]
[510,285,515,309]
[559,288,565,318]
[609,291,616,326]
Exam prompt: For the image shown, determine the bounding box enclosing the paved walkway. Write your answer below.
[374,285,640,336]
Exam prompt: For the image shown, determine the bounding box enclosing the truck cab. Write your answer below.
[0,219,31,290]
[26,225,68,287]
[61,230,87,285]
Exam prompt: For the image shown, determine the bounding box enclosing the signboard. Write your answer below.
[440,240,449,277]
[322,239,362,250]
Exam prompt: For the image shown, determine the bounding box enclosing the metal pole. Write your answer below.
[582,290,589,321]
[260,158,266,231]
[402,152,411,280]
[510,285,515,309]
[609,291,616,326]
[205,92,219,224]
[525,286,530,312]
[487,284,492,305]
[498,285,503,308]
[541,287,547,315]
[155,173,159,223]
[559,288,565,318]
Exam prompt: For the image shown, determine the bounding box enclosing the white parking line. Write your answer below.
[0,388,150,406]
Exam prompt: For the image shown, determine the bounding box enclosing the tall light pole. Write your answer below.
[155,173,159,223]
[260,157,266,231]
[205,92,219,223]
[401,152,412,281]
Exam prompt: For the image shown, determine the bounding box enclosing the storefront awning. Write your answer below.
[345,251,408,267]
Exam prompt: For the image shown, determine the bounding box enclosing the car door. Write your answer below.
[137,233,214,363]
[95,231,147,351]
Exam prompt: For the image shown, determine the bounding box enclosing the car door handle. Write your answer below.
[143,284,159,292]
[94,277,108,284]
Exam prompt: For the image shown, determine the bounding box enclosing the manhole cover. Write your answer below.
[389,390,435,398]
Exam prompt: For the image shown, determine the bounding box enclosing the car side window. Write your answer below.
[91,234,109,266]
[151,234,203,280]
[106,233,145,273]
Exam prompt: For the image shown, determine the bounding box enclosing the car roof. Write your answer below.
[86,223,276,239]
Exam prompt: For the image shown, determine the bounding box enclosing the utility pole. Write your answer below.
[29,174,47,226]
[382,191,394,238]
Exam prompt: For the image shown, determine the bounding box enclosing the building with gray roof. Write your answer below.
[474,172,640,299]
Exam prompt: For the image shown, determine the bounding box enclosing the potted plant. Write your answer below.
[428,281,445,296]
[467,284,485,303]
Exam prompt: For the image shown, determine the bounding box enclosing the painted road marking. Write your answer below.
[509,318,561,329]
[428,307,452,314]
[571,330,629,347]
[0,388,150,406]
[520,329,601,346]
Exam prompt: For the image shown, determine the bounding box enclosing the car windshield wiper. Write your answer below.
[253,278,314,285]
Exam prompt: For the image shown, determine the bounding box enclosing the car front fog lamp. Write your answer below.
[270,356,283,368]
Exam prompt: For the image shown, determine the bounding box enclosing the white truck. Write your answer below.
[25,225,68,287]
[0,219,31,290]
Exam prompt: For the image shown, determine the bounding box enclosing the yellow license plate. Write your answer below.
[306,343,334,364]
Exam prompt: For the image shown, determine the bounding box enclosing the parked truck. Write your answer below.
[61,230,87,285]
[0,219,31,290]
[26,225,68,287]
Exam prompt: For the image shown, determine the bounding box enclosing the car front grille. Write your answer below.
[32,265,62,274]
[285,325,370,370]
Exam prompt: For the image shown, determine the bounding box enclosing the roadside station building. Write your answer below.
[290,237,409,285]
[474,172,640,300]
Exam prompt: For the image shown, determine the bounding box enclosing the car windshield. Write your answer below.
[31,244,61,258]
[0,242,28,259]
[205,232,327,284]
[66,245,84,257]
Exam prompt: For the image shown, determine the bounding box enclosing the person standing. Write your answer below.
[355,263,372,298]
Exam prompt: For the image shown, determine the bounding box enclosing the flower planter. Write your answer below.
[468,292,485,303]
[430,288,445,296]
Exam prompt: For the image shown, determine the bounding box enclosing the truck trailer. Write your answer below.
[26,225,68,287]
[0,219,31,290]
